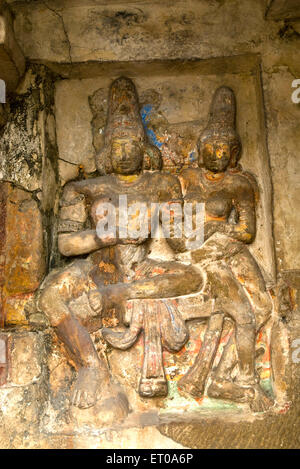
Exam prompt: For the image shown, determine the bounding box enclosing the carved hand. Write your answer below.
[88,290,103,315]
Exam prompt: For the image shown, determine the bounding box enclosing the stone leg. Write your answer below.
[178,262,259,400]
[228,247,273,327]
[207,332,274,412]
[178,312,224,398]
[38,259,128,417]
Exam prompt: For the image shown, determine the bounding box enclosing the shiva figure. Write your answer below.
[38,77,202,412]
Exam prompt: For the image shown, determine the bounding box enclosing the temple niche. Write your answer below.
[0,0,299,450]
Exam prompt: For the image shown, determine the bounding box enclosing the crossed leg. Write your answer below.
[38,258,127,411]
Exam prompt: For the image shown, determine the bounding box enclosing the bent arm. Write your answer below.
[58,230,117,257]
[58,181,118,257]
[58,181,147,256]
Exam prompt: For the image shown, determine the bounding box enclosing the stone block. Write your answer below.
[54,58,276,283]
[0,182,45,325]
[0,330,48,443]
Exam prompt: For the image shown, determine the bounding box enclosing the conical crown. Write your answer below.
[200,86,240,144]
[96,76,161,174]
[105,76,145,143]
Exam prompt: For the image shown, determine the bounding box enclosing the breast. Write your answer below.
[206,194,232,219]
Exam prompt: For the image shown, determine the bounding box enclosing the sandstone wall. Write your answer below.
[0,0,299,449]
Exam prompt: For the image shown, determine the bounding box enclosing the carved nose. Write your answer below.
[121,146,127,160]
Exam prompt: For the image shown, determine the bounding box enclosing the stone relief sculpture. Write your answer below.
[38,77,276,422]
[175,86,274,411]
[38,77,202,413]
[102,85,274,412]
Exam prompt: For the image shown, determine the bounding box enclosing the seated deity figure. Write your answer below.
[175,86,274,412]
[38,77,202,411]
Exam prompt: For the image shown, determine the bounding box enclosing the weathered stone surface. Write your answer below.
[0,182,45,325]
[55,79,97,185]
[54,58,276,283]
[7,0,300,274]
[0,0,299,451]
[0,65,59,194]
[262,67,300,271]
[266,0,300,20]
[0,63,61,280]
[0,330,48,446]
[159,302,300,449]
[11,1,274,64]
[0,1,25,91]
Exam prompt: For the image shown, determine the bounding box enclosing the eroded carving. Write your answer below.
[38,77,202,418]
[176,87,274,411]
[39,79,278,425]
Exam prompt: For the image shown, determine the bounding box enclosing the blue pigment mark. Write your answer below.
[189,150,196,162]
[141,105,163,148]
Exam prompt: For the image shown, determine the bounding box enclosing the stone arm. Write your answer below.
[58,178,153,256]
[57,181,118,257]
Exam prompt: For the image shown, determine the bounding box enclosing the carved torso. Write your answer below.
[180,167,255,223]
[66,171,182,278]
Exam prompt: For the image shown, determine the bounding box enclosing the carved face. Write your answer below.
[110,138,143,175]
[202,139,231,173]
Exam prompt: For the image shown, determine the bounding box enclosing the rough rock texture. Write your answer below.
[0,63,61,277]
[267,0,300,20]
[0,63,62,325]
[0,64,58,195]
[159,300,300,449]
[54,56,276,284]
[0,330,48,448]
[0,182,45,325]
[0,0,299,450]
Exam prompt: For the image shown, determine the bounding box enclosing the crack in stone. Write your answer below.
[58,157,78,166]
[43,1,73,65]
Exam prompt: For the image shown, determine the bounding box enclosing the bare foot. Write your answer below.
[139,378,168,397]
[177,373,206,399]
[71,367,130,421]
[207,378,274,412]
[71,367,104,409]
[207,378,254,403]
[248,384,274,413]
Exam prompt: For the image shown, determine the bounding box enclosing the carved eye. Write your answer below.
[215,144,229,159]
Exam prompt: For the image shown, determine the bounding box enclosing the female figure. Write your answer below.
[177,87,273,412]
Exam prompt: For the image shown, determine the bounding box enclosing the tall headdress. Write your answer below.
[96,77,161,174]
[198,86,241,167]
